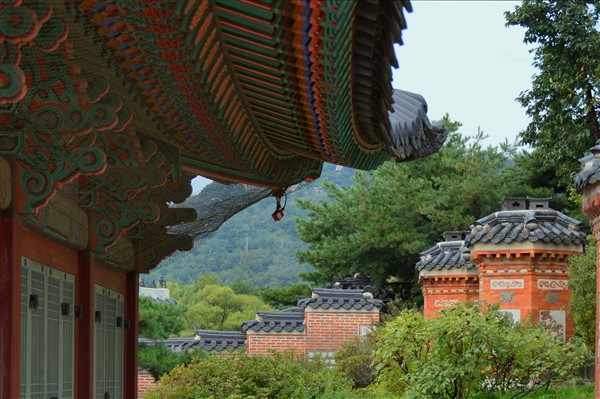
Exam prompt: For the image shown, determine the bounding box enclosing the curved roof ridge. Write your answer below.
[465,208,585,247]
[416,240,473,272]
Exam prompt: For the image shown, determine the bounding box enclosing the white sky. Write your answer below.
[393,1,535,147]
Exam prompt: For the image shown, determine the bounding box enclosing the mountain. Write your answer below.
[148,164,355,287]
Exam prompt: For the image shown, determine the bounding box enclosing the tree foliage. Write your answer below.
[569,235,597,352]
[138,296,187,339]
[259,283,312,309]
[138,343,207,380]
[505,1,600,184]
[147,352,361,399]
[372,302,587,399]
[169,275,273,334]
[295,119,573,290]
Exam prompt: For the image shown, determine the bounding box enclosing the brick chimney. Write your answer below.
[417,232,478,318]
[466,198,584,340]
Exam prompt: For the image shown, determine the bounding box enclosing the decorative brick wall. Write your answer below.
[420,275,479,318]
[243,288,382,357]
[137,368,156,399]
[472,249,576,340]
[246,333,306,355]
[304,311,379,353]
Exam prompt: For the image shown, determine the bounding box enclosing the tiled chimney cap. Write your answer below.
[416,240,473,272]
[442,231,469,242]
[501,197,550,211]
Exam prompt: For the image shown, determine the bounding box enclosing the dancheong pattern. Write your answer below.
[0,0,439,271]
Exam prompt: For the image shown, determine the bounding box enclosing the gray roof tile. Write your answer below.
[387,90,448,162]
[416,240,474,272]
[465,210,584,247]
[194,330,247,352]
[297,288,383,311]
[138,337,198,353]
[241,308,305,333]
[575,145,600,191]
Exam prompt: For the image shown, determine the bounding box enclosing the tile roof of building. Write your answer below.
[575,145,600,191]
[138,338,198,354]
[241,308,305,333]
[297,288,383,311]
[465,209,585,247]
[416,240,474,272]
[387,90,448,161]
[194,330,247,352]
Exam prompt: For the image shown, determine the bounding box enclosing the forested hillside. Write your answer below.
[148,164,355,286]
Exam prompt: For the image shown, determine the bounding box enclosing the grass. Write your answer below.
[480,383,594,399]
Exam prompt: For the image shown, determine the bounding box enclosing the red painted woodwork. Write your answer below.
[76,252,95,399]
[93,260,127,295]
[0,215,20,399]
[125,272,139,399]
[581,192,600,399]
[20,223,79,276]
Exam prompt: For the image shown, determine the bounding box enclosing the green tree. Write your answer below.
[259,283,312,308]
[172,281,272,333]
[505,1,600,184]
[138,296,187,339]
[372,302,586,399]
[296,120,520,289]
[138,343,207,380]
[569,235,597,352]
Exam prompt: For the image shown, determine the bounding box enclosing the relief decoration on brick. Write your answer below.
[500,309,521,323]
[490,279,524,290]
[539,310,566,339]
[537,279,568,290]
[434,299,459,307]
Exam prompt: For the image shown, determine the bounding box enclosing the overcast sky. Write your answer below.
[393,1,535,147]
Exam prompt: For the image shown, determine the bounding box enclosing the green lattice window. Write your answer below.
[20,257,74,399]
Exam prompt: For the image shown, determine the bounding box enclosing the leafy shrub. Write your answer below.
[147,352,361,399]
[372,302,586,399]
[138,343,207,380]
[334,332,378,388]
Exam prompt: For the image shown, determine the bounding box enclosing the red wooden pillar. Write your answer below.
[125,272,139,399]
[0,215,20,399]
[76,252,95,399]
[577,148,600,398]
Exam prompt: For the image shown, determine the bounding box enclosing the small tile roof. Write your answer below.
[297,288,383,311]
[416,241,474,272]
[331,275,374,290]
[241,308,305,333]
[575,145,600,191]
[138,338,198,354]
[465,209,585,247]
[194,330,247,352]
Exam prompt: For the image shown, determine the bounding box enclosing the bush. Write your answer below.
[372,302,587,399]
[147,352,361,399]
[138,343,207,380]
[334,332,378,388]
